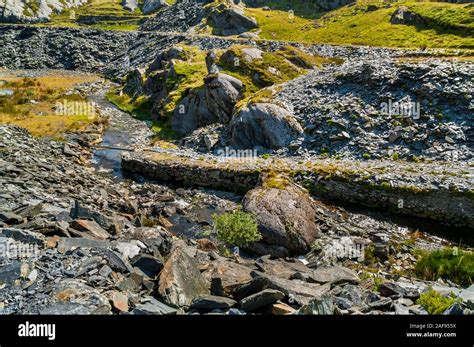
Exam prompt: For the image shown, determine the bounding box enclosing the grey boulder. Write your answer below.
[122,0,138,12]
[208,4,258,36]
[205,73,244,124]
[230,102,303,149]
[171,88,217,135]
[243,183,319,256]
[142,0,169,14]
[158,246,209,307]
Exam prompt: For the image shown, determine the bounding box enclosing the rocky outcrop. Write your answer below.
[207,4,258,36]
[230,102,304,149]
[0,0,88,23]
[158,246,209,307]
[390,6,426,25]
[171,88,216,134]
[122,0,138,12]
[142,0,169,14]
[205,73,244,124]
[123,69,144,99]
[243,182,320,257]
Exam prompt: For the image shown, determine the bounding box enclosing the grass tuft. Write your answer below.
[414,247,474,286]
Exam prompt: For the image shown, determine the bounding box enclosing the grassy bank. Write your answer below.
[42,0,148,31]
[245,0,474,49]
[0,72,102,137]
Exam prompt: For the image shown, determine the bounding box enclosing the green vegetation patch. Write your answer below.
[245,0,474,49]
[414,247,474,286]
[106,87,152,120]
[43,0,147,31]
[213,210,261,247]
[417,288,461,315]
[0,75,102,137]
[218,44,337,110]
[163,45,208,115]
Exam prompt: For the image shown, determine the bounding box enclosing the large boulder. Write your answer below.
[208,4,258,36]
[390,6,426,25]
[147,46,185,74]
[142,0,169,15]
[205,73,244,123]
[0,0,88,23]
[230,102,303,149]
[243,182,320,256]
[122,0,138,12]
[171,88,217,135]
[122,69,144,99]
[158,246,209,307]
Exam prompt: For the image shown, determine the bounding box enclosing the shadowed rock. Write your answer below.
[230,103,303,150]
[158,246,209,307]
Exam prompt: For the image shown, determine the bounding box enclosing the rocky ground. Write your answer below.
[0,105,473,314]
[0,0,473,316]
[275,56,473,161]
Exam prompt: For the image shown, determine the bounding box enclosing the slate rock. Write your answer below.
[310,265,359,285]
[132,296,177,315]
[295,294,335,315]
[133,254,164,278]
[379,282,406,298]
[158,246,209,307]
[240,289,285,312]
[0,260,21,286]
[190,295,237,311]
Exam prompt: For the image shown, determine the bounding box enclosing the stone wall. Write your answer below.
[121,152,260,193]
[121,152,474,229]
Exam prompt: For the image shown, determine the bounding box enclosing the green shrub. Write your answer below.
[213,211,261,247]
[417,288,460,315]
[414,247,474,286]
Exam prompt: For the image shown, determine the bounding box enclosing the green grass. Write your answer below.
[414,247,474,286]
[41,0,147,31]
[245,0,474,49]
[261,169,291,190]
[150,120,179,141]
[213,210,261,247]
[106,87,152,120]
[417,288,461,315]
[218,44,338,107]
[0,75,102,137]
[163,45,208,115]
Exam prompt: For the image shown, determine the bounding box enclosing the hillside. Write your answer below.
[0,0,473,320]
[244,0,474,49]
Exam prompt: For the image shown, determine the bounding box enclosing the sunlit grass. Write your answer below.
[246,0,474,49]
[0,72,102,137]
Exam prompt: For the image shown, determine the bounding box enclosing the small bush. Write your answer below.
[213,211,261,247]
[414,247,474,286]
[417,289,460,315]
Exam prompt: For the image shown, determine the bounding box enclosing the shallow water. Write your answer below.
[0,89,14,96]
[91,130,131,180]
